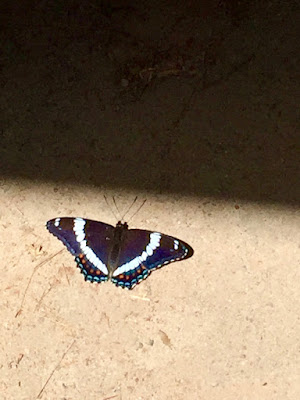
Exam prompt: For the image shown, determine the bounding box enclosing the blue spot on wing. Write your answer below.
[75,255,108,283]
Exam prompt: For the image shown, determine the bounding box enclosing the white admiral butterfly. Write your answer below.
[46,217,193,289]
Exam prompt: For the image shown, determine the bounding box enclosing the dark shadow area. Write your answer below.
[1,0,299,204]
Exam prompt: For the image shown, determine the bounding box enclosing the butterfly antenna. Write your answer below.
[127,199,147,223]
[104,195,119,221]
[112,196,122,219]
[121,196,138,221]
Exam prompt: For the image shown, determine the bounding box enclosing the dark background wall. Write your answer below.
[1,0,299,204]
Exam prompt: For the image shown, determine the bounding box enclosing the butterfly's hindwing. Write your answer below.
[75,253,108,283]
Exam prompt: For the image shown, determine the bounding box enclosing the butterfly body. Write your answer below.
[106,221,130,278]
[46,217,193,289]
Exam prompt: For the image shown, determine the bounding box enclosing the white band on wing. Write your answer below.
[73,218,108,275]
[112,232,161,277]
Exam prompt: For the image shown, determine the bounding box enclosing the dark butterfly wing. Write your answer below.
[46,217,115,283]
[111,229,193,289]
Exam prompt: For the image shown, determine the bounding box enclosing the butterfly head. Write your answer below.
[116,221,128,230]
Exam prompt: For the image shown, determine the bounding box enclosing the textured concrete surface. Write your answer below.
[1,186,299,399]
[0,1,299,399]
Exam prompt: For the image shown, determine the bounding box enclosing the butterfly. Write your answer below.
[46,217,193,289]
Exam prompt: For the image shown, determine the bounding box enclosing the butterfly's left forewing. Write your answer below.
[46,218,114,283]
[112,229,193,289]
